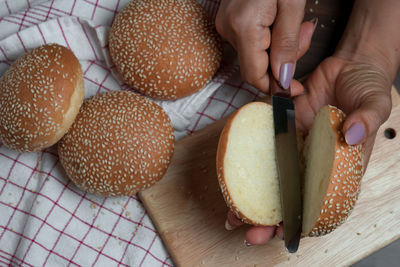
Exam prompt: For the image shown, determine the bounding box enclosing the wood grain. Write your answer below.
[139,88,400,267]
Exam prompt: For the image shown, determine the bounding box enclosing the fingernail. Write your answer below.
[279,63,294,90]
[345,122,365,145]
[225,219,235,231]
[310,17,318,31]
[244,240,254,247]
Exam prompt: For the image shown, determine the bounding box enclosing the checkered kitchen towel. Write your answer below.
[0,0,262,266]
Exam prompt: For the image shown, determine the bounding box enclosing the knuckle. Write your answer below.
[292,0,306,7]
[228,13,251,34]
[243,72,263,88]
[275,34,298,51]
[280,0,306,9]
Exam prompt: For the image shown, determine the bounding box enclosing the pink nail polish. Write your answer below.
[244,240,254,247]
[345,122,365,145]
[279,63,294,90]
[225,219,235,231]
[310,17,318,31]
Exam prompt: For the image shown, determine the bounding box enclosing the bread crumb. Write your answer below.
[126,211,131,217]
[235,255,240,261]
[90,203,97,209]
[374,224,377,228]
[357,232,361,235]
[309,8,313,12]
[97,246,102,250]
[36,201,40,205]
[324,249,328,253]
[321,24,325,28]
[315,0,319,4]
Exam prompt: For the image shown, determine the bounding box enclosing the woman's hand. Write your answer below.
[226,53,395,245]
[222,0,400,245]
[215,0,316,93]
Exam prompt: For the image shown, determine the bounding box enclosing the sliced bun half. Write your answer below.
[302,105,363,236]
[216,102,282,226]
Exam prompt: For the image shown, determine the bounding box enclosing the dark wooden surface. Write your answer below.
[299,0,400,90]
[296,0,354,78]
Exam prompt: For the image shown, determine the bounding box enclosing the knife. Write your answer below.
[269,71,302,253]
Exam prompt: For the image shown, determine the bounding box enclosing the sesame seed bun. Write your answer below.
[0,44,84,152]
[108,0,222,100]
[216,103,364,235]
[58,91,175,197]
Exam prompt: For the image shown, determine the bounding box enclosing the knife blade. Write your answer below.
[270,74,302,253]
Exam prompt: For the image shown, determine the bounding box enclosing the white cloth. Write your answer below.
[0,1,260,266]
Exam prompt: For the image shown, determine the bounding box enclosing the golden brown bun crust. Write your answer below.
[216,103,271,226]
[308,106,363,236]
[0,44,84,152]
[109,0,222,100]
[58,91,175,197]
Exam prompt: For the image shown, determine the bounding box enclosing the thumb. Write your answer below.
[342,91,392,146]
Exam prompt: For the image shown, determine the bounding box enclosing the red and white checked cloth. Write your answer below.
[0,0,263,266]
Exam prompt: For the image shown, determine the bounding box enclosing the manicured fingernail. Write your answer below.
[345,122,365,145]
[225,219,235,231]
[279,63,294,90]
[310,17,318,31]
[244,240,254,247]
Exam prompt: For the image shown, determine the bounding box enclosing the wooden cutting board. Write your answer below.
[139,88,400,267]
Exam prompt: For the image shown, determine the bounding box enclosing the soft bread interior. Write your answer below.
[302,106,336,234]
[223,102,281,225]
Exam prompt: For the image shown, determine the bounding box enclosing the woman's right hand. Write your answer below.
[215,0,316,93]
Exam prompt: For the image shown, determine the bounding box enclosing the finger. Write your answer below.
[342,90,392,146]
[297,18,318,59]
[290,79,305,96]
[245,226,276,245]
[276,223,284,240]
[225,210,244,231]
[232,1,276,93]
[270,0,306,89]
[236,32,270,92]
[268,73,304,97]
